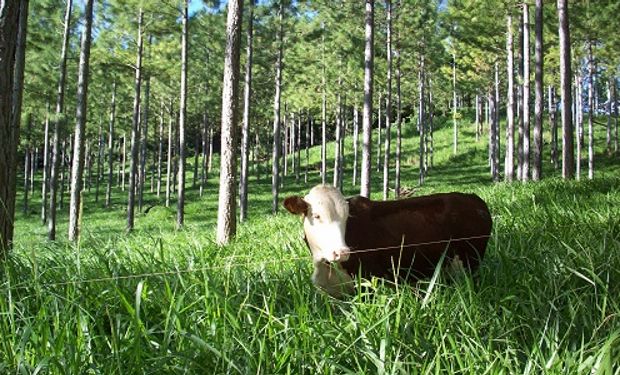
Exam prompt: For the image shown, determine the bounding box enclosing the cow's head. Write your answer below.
[284,185,350,264]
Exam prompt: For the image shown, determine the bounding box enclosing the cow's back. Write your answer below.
[341,193,492,280]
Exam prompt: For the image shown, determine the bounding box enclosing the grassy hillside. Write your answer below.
[3,115,620,373]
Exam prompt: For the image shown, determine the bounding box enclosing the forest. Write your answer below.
[1,0,619,373]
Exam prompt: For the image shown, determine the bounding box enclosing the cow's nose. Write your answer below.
[332,247,350,262]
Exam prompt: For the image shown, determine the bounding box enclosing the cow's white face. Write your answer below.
[284,185,351,265]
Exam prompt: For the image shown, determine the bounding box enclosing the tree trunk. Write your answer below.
[558,0,574,179]
[321,23,327,185]
[47,0,72,240]
[177,1,188,228]
[334,89,343,190]
[105,80,116,207]
[23,118,31,215]
[305,112,310,185]
[121,133,126,190]
[376,93,382,172]
[41,103,51,223]
[607,81,612,153]
[394,27,402,196]
[1,0,29,252]
[532,0,543,181]
[200,104,208,197]
[505,13,515,182]
[576,73,582,180]
[157,100,164,197]
[139,65,151,212]
[522,3,530,182]
[360,0,374,198]
[68,0,94,242]
[549,86,559,168]
[418,57,426,186]
[95,124,103,202]
[517,13,524,180]
[382,0,392,200]
[352,106,359,186]
[271,2,283,214]
[216,0,244,245]
[296,113,301,182]
[165,100,173,207]
[587,41,594,180]
[127,10,143,232]
[452,53,458,155]
[239,0,254,222]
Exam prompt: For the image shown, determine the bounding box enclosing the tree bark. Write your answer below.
[505,14,515,182]
[127,10,143,232]
[177,1,188,228]
[216,0,244,245]
[239,0,253,222]
[68,0,93,242]
[558,0,574,179]
[394,27,402,197]
[271,2,283,214]
[360,0,374,198]
[418,57,426,186]
[321,24,327,185]
[522,3,530,182]
[532,0,543,181]
[47,0,71,240]
[139,61,151,212]
[95,124,103,202]
[105,80,116,207]
[353,106,359,186]
[383,0,392,200]
[200,101,209,197]
[41,102,51,223]
[575,73,582,180]
[452,53,458,155]
[165,100,173,207]
[157,99,164,197]
[587,40,594,180]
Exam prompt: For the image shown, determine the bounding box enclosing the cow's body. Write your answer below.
[284,185,493,297]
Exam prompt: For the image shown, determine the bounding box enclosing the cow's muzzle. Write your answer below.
[322,247,350,263]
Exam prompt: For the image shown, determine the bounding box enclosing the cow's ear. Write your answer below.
[283,196,309,215]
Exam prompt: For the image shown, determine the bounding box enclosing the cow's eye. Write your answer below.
[313,214,321,221]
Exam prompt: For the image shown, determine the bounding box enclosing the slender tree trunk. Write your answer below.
[452,53,458,155]
[494,62,501,181]
[127,10,143,232]
[272,2,283,214]
[587,41,594,180]
[23,119,31,214]
[320,50,327,184]
[517,13,524,180]
[353,106,359,186]
[41,103,51,224]
[121,133,126,190]
[296,112,301,182]
[360,0,374,198]
[239,0,254,222]
[532,0,543,181]
[59,138,67,209]
[549,85,559,168]
[193,130,199,188]
[200,103,208,197]
[522,3,530,182]
[95,125,103,202]
[394,27,402,197]
[157,100,163,197]
[138,65,151,212]
[166,100,173,207]
[418,57,426,186]
[376,93,382,172]
[334,88,343,190]
[576,73,582,180]
[558,0,574,179]
[105,80,116,207]
[505,14,515,182]
[614,80,618,153]
[607,81,612,153]
[177,1,188,228]
[383,0,392,200]
[216,0,244,245]
[47,0,72,241]
[68,0,93,242]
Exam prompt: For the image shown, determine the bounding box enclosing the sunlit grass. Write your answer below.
[2,114,620,373]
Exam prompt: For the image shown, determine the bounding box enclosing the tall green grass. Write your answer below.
[2,115,619,373]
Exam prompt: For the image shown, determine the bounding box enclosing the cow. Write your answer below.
[283,185,493,298]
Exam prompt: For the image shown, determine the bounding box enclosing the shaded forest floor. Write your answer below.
[3,114,620,373]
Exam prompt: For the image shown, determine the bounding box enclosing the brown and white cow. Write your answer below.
[284,185,493,297]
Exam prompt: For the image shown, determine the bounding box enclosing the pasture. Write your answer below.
[2,115,620,374]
